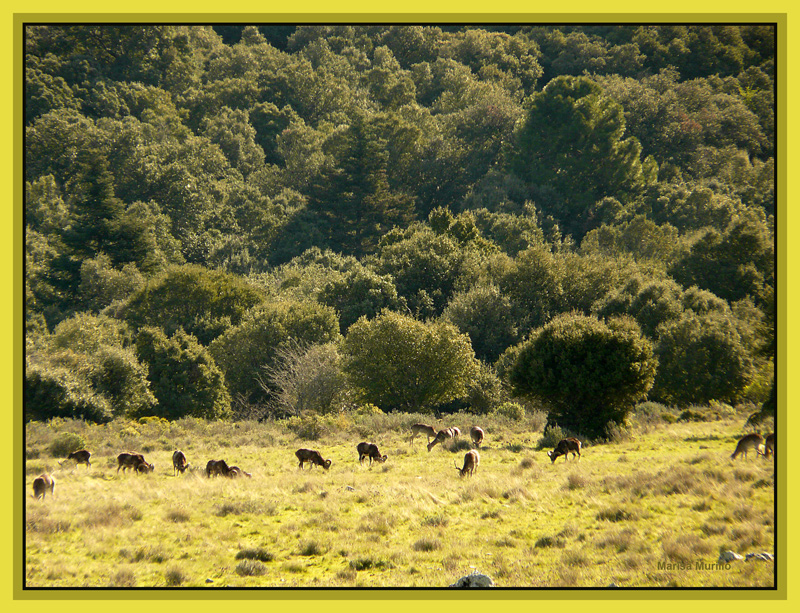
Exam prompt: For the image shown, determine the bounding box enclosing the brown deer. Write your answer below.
[32,474,55,500]
[410,423,437,445]
[470,426,485,448]
[59,449,91,469]
[731,433,764,460]
[427,427,456,452]
[295,448,332,470]
[229,466,252,478]
[116,452,149,473]
[763,432,775,459]
[357,442,387,466]
[206,459,233,477]
[135,461,155,474]
[455,450,480,477]
[547,438,582,463]
[172,450,188,475]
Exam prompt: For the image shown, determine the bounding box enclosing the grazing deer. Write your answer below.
[229,466,252,478]
[455,450,480,477]
[295,448,332,470]
[547,438,582,463]
[206,459,233,477]
[410,423,437,445]
[116,452,148,473]
[450,426,461,438]
[172,450,188,475]
[763,432,775,459]
[731,433,764,460]
[357,442,387,466]
[32,474,55,500]
[470,426,484,448]
[59,449,91,469]
[427,427,456,452]
[135,461,155,474]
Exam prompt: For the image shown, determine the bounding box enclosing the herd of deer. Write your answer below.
[29,425,776,500]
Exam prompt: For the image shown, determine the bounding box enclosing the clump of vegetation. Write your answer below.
[493,401,526,421]
[235,560,267,577]
[48,432,85,457]
[236,548,274,563]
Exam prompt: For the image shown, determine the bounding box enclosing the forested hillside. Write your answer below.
[24,24,776,438]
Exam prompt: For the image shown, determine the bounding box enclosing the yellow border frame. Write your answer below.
[5,4,793,611]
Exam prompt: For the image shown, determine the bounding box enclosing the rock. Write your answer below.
[718,551,744,563]
[450,572,494,588]
[745,552,774,562]
[205,578,214,583]
[345,485,355,491]
[607,582,619,587]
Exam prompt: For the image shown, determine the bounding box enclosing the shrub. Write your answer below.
[235,560,267,576]
[164,567,184,587]
[494,401,526,421]
[236,548,274,563]
[48,432,85,457]
[538,425,568,449]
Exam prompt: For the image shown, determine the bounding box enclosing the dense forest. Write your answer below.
[24,24,776,439]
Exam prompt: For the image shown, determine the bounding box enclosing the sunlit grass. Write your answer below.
[24,409,775,588]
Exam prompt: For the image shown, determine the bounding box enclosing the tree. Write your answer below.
[342,310,481,412]
[209,299,341,404]
[306,113,415,257]
[25,314,156,422]
[510,75,657,239]
[118,264,265,345]
[509,312,657,439]
[442,283,518,364]
[650,312,754,407]
[135,327,231,420]
[260,342,346,417]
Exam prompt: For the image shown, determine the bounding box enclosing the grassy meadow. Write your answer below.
[24,406,776,588]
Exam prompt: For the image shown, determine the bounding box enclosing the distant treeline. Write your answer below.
[24,24,775,437]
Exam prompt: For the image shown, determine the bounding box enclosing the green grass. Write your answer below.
[24,409,775,588]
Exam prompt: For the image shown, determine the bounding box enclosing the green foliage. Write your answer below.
[24,25,775,416]
[48,432,86,458]
[134,327,231,420]
[510,75,656,239]
[510,312,657,439]
[651,312,755,407]
[25,314,156,423]
[493,401,526,421]
[120,264,265,345]
[342,310,480,412]
[442,283,518,363]
[209,299,341,404]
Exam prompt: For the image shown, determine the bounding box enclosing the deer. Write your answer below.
[295,448,332,470]
[470,426,485,448]
[731,433,764,460]
[763,432,775,459]
[32,474,55,500]
[59,449,91,469]
[135,461,155,474]
[357,442,387,466]
[206,459,233,477]
[410,423,437,445]
[229,466,252,478]
[455,450,480,477]
[547,438,582,463]
[427,427,456,452]
[116,452,149,474]
[172,450,188,475]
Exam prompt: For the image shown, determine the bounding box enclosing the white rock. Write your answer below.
[718,550,744,563]
[745,552,774,562]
